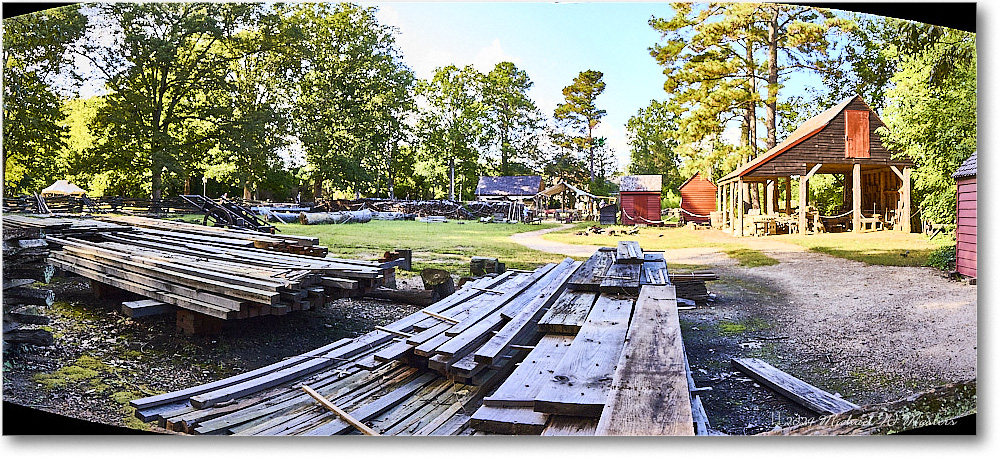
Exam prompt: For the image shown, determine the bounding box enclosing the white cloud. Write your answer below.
[472,39,521,73]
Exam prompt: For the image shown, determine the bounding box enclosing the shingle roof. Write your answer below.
[953,151,977,178]
[619,175,662,192]
[475,176,544,196]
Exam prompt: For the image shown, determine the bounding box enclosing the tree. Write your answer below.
[285,3,414,200]
[879,26,976,225]
[2,5,87,194]
[651,2,849,206]
[415,65,485,200]
[626,99,683,192]
[482,62,543,176]
[553,70,606,184]
[81,2,264,200]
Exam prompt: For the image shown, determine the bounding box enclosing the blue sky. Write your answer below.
[370,1,686,170]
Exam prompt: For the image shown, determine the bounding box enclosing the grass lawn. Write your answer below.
[270,220,571,274]
[780,231,953,267]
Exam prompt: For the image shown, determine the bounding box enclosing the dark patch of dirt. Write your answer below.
[2,274,422,432]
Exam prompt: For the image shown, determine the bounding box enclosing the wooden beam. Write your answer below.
[732,358,859,415]
[595,285,693,436]
[799,174,808,234]
[784,177,792,215]
[420,309,459,324]
[765,180,775,215]
[300,385,380,436]
[738,179,746,236]
[805,163,823,180]
[889,165,904,180]
[853,162,862,232]
[901,167,912,233]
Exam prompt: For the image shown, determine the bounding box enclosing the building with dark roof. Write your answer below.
[952,152,977,279]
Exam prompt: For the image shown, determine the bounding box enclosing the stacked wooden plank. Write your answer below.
[668,271,718,303]
[3,225,55,347]
[2,214,131,235]
[129,243,700,435]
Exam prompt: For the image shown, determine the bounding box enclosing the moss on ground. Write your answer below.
[32,355,109,391]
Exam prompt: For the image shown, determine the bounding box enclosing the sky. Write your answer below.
[369,1,682,171]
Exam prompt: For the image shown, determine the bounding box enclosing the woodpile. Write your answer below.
[1,194,197,215]
[130,242,703,435]
[668,271,718,303]
[2,226,55,349]
[4,214,385,334]
[311,198,528,221]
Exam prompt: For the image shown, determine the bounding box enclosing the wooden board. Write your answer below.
[121,299,175,318]
[469,406,548,435]
[616,241,644,264]
[541,416,598,436]
[640,252,669,286]
[299,372,439,435]
[731,357,860,415]
[565,248,615,292]
[594,285,694,436]
[537,291,597,334]
[483,335,575,408]
[599,262,640,294]
[533,295,635,417]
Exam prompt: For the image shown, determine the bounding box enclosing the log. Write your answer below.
[367,287,439,307]
[420,268,455,298]
[4,286,55,306]
[3,329,54,346]
[299,210,372,225]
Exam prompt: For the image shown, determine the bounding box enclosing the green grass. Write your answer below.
[274,220,570,274]
[781,231,953,267]
[725,248,779,267]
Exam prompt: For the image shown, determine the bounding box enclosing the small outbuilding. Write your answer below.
[619,175,662,225]
[475,176,544,201]
[678,172,717,224]
[952,152,977,279]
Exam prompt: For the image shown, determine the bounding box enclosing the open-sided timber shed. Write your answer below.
[678,172,717,224]
[717,95,914,236]
[952,152,977,279]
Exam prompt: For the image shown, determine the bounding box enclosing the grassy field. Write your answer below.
[269,220,571,274]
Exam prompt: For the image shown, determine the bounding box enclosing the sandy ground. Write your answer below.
[511,226,978,418]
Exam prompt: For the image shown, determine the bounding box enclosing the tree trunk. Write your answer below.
[151,165,163,201]
[449,156,456,201]
[588,125,595,184]
[313,173,323,200]
[745,37,758,156]
[184,174,191,195]
[751,182,761,210]
[766,6,779,149]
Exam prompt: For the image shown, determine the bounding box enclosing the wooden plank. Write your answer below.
[470,406,548,435]
[483,335,574,407]
[595,285,693,436]
[599,262,640,294]
[537,291,598,334]
[533,295,635,417]
[497,258,577,320]
[541,416,599,436]
[301,384,380,435]
[565,248,615,291]
[474,263,581,365]
[190,332,394,409]
[616,241,644,264]
[640,252,669,286]
[443,271,540,337]
[732,357,860,415]
[121,299,175,318]
[299,372,438,436]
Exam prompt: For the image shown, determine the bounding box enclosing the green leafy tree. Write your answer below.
[553,70,606,184]
[626,99,683,192]
[482,62,543,176]
[2,5,87,194]
[285,3,413,200]
[81,2,264,200]
[415,65,485,200]
[879,26,976,225]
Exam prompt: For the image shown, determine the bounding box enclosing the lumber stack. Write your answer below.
[2,226,55,348]
[668,270,718,303]
[129,243,701,435]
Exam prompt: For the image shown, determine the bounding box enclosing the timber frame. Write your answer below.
[716,95,914,236]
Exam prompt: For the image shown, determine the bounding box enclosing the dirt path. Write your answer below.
[511,226,977,433]
[510,225,725,264]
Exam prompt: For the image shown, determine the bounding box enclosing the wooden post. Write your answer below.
[722,182,729,228]
[798,174,808,234]
[738,179,746,237]
[901,167,912,233]
[852,163,862,232]
[784,177,792,215]
[765,180,775,215]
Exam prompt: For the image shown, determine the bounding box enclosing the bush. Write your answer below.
[925,245,956,271]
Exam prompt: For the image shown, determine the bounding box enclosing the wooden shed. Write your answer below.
[717,95,914,236]
[619,175,661,225]
[952,152,977,279]
[678,172,717,224]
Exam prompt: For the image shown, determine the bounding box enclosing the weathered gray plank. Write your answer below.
[533,295,635,417]
[470,406,548,435]
[595,285,693,436]
[565,248,615,291]
[616,240,644,264]
[731,357,860,415]
[483,335,574,408]
[599,262,640,294]
[541,416,598,436]
[537,291,598,334]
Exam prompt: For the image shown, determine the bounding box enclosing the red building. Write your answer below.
[619,175,661,225]
[952,152,977,279]
[678,172,717,224]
